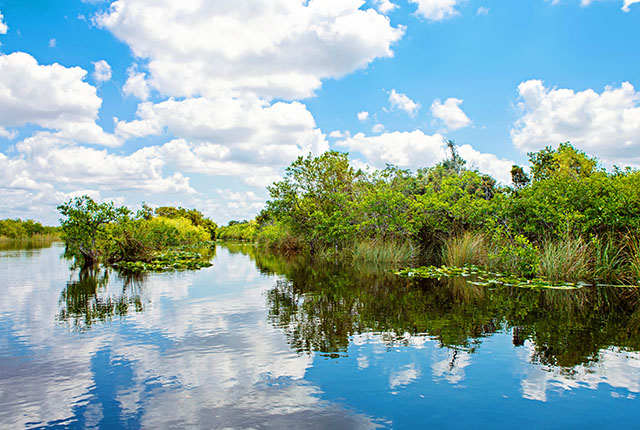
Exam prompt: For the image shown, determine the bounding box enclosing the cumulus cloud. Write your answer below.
[408,0,462,21]
[431,97,472,130]
[389,89,421,117]
[338,130,513,183]
[92,59,112,82]
[511,80,640,166]
[0,52,118,146]
[115,97,328,187]
[12,132,194,193]
[622,0,640,11]
[374,0,399,14]
[0,11,8,34]
[123,65,150,100]
[94,0,405,100]
[357,111,370,121]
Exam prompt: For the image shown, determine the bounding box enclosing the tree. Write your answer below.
[265,151,362,254]
[58,196,130,267]
[510,165,530,189]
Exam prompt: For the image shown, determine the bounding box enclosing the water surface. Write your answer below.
[2,242,640,428]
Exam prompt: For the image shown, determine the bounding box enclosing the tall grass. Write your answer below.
[442,232,486,267]
[349,238,415,264]
[538,237,590,282]
[0,232,60,243]
[625,234,640,283]
[591,235,626,283]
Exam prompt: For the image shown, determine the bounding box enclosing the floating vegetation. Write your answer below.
[394,265,639,290]
[113,250,213,272]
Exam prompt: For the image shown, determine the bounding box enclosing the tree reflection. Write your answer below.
[253,248,640,369]
[58,266,144,330]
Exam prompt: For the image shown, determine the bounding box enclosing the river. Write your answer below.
[2,242,640,428]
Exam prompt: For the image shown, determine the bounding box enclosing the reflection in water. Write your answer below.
[253,250,640,370]
[58,268,144,330]
[3,242,640,428]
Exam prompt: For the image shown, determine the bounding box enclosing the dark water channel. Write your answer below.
[2,242,640,428]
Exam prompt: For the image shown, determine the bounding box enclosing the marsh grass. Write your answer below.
[538,237,591,282]
[625,234,640,283]
[591,235,626,283]
[442,232,486,267]
[349,238,415,264]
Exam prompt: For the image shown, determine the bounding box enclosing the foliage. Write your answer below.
[218,220,258,241]
[58,196,131,267]
[0,218,59,240]
[57,196,217,271]
[154,206,218,239]
[113,250,213,272]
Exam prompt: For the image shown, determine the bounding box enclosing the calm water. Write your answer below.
[2,242,640,429]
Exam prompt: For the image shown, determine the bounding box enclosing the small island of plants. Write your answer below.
[57,197,218,271]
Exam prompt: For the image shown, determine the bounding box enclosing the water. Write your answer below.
[2,242,640,428]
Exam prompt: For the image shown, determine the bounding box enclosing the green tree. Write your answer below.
[58,196,130,267]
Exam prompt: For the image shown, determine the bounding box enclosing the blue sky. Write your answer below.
[0,0,638,224]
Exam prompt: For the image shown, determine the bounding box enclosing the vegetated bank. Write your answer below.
[218,141,640,286]
[57,198,218,271]
[0,218,60,242]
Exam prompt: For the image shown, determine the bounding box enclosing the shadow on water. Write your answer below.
[223,243,640,369]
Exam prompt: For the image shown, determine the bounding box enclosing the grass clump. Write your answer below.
[442,232,486,267]
[539,237,590,282]
[350,238,415,264]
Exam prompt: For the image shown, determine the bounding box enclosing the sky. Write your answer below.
[0,0,638,225]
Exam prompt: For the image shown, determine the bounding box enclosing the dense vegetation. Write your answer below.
[0,218,59,241]
[58,197,217,269]
[226,242,640,368]
[220,142,640,285]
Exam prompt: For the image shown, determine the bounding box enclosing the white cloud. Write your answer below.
[123,65,150,100]
[477,6,490,15]
[430,97,472,130]
[95,0,405,100]
[0,126,16,139]
[408,0,462,21]
[552,0,640,11]
[457,144,514,184]
[372,123,385,133]
[374,0,399,14]
[389,89,421,117]
[115,97,328,187]
[0,11,8,34]
[511,80,640,166]
[92,59,112,83]
[11,132,194,194]
[338,130,446,168]
[357,111,370,121]
[48,38,56,48]
[329,130,350,138]
[0,52,118,147]
[338,130,513,183]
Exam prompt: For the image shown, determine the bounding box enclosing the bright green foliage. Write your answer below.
[265,151,361,254]
[154,206,218,239]
[58,197,218,270]
[489,234,540,279]
[0,218,59,239]
[218,220,258,241]
[58,196,131,267]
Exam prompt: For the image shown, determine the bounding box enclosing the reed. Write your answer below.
[538,237,590,282]
[349,238,415,264]
[442,232,486,267]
